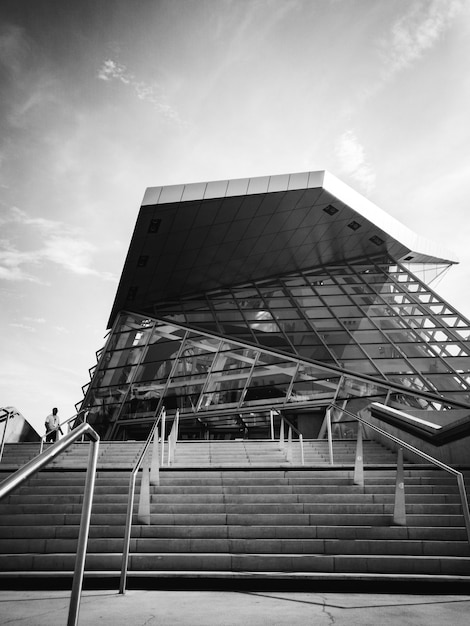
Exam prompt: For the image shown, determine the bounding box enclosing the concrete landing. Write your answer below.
[0,590,469,625]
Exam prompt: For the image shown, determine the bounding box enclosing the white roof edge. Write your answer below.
[322,172,458,265]
[141,169,458,265]
[141,170,325,206]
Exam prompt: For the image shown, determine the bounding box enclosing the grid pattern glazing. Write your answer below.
[80,258,470,439]
[151,259,470,399]
[77,313,396,439]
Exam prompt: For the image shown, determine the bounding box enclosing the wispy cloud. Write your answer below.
[9,322,37,333]
[54,326,71,335]
[97,59,183,124]
[24,316,46,324]
[335,130,376,194]
[97,59,129,83]
[353,0,464,106]
[0,239,42,283]
[0,208,116,283]
[379,0,463,81]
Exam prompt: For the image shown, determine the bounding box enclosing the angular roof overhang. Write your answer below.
[108,170,456,328]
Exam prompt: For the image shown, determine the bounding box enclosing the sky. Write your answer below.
[1,0,470,435]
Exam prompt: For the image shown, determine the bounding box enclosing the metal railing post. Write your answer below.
[150,425,160,484]
[67,435,100,626]
[167,423,173,466]
[279,418,285,450]
[174,408,180,461]
[160,408,166,465]
[275,413,304,465]
[0,422,99,626]
[167,409,179,467]
[270,410,274,440]
[120,407,164,594]
[119,473,137,594]
[326,407,334,465]
[286,425,293,462]
[353,423,364,487]
[138,451,151,525]
[393,447,406,526]
[456,473,470,543]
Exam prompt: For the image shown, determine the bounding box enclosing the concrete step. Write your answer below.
[1,442,469,582]
[1,523,466,541]
[1,502,464,516]
[1,552,470,576]
[4,492,462,507]
[1,537,468,557]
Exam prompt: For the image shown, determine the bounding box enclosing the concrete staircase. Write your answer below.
[0,440,469,584]
[0,441,145,470]
[170,438,399,467]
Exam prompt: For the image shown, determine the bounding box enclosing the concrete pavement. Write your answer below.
[1,590,470,625]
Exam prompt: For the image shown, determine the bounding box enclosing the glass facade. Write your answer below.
[80,257,470,440]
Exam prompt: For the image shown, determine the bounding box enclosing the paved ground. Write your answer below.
[1,590,470,626]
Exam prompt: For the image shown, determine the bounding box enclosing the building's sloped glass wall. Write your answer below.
[81,317,469,440]
[152,259,470,404]
[82,314,348,438]
[79,258,470,438]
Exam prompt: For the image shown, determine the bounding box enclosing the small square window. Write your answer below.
[404,255,414,261]
[348,221,361,231]
[323,205,338,216]
[370,235,385,246]
[137,255,149,267]
[148,218,161,233]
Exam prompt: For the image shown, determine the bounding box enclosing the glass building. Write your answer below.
[78,171,470,441]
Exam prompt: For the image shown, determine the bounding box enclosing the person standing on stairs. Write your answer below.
[45,407,63,442]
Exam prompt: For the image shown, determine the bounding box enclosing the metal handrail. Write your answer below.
[280,414,303,439]
[278,413,304,465]
[119,407,164,595]
[329,403,470,545]
[0,422,100,626]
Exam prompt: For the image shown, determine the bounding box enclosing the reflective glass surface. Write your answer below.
[81,259,470,439]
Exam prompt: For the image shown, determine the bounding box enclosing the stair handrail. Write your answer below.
[119,406,164,595]
[329,403,470,545]
[0,422,100,626]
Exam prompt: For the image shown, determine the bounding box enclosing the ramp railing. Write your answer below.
[329,403,470,546]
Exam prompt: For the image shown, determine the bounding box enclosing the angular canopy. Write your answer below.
[108,170,455,328]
